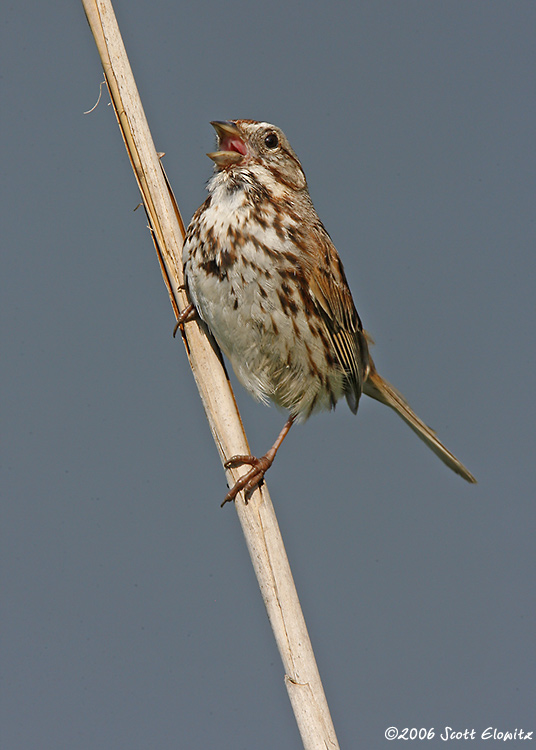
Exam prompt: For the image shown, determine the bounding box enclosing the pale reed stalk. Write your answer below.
[81,2,341,747]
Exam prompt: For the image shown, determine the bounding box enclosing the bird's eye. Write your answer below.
[264,132,279,149]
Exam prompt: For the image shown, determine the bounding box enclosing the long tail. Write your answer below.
[363,362,476,483]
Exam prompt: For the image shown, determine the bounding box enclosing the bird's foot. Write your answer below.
[172,303,196,338]
[221,453,275,506]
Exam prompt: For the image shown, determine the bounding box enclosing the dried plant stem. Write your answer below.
[82,2,340,747]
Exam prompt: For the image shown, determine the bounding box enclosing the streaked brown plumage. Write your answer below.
[182,120,476,502]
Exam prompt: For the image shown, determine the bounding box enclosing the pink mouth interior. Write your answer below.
[220,136,247,155]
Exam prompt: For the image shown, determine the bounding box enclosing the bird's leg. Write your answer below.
[172,303,196,338]
[221,414,296,506]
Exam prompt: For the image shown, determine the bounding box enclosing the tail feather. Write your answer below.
[364,364,476,484]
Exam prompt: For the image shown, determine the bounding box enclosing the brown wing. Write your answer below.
[305,224,370,412]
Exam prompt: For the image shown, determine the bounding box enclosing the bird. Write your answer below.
[180,120,476,503]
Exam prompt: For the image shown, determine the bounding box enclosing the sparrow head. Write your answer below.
[207,120,307,191]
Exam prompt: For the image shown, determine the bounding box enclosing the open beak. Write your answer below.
[207,121,248,167]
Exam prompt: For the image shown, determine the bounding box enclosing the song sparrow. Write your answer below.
[181,120,476,503]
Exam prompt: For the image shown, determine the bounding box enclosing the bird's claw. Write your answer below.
[172,303,196,338]
[221,454,273,506]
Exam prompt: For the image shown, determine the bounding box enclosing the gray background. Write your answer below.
[2,1,534,748]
